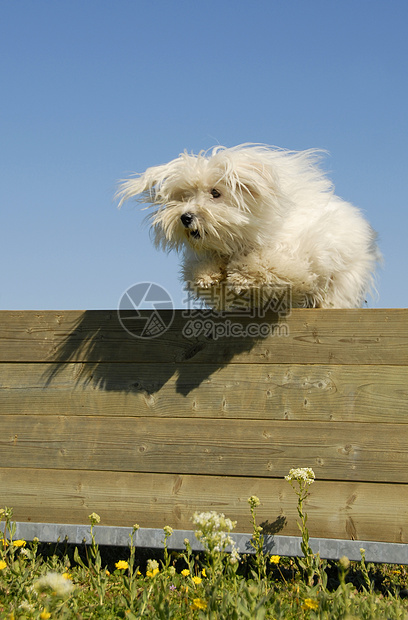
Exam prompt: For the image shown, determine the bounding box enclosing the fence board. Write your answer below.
[0,309,407,553]
[0,309,407,364]
[2,415,408,483]
[1,468,408,544]
[0,362,407,422]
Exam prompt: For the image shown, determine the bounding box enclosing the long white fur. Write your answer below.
[117,144,381,309]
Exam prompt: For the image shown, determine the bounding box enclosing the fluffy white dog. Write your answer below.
[118,144,380,310]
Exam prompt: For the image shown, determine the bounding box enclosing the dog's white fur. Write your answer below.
[118,144,380,309]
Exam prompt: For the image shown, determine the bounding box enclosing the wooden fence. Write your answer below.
[1,309,407,559]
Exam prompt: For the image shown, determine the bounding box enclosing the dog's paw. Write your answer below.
[226,270,257,291]
[194,272,223,289]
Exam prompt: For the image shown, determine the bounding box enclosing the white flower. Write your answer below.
[147,559,159,572]
[192,510,239,562]
[192,511,237,533]
[230,546,241,565]
[284,468,315,485]
[19,548,31,558]
[18,601,35,612]
[34,572,74,597]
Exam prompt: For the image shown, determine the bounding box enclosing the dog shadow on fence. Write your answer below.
[42,308,289,397]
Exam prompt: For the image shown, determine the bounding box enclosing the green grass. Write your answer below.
[1,469,408,619]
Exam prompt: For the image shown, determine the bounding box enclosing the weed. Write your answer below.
[0,472,407,618]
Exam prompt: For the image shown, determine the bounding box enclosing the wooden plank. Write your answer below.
[2,415,408,483]
[1,362,407,422]
[1,309,407,548]
[2,467,408,543]
[0,309,407,365]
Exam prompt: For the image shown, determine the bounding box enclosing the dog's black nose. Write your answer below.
[181,212,194,228]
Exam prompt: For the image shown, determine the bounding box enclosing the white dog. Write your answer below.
[118,144,380,310]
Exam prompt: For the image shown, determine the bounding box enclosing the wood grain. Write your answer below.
[2,414,408,483]
[1,309,407,546]
[0,309,407,364]
[2,467,408,543]
[0,362,407,422]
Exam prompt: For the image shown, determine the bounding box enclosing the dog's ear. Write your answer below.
[116,162,171,207]
[230,161,280,203]
[236,166,263,200]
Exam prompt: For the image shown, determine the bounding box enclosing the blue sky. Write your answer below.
[1,0,407,310]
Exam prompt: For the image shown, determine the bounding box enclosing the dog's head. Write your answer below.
[117,144,328,256]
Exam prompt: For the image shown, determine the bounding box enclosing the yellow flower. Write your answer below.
[181,569,190,577]
[88,512,101,524]
[248,495,261,508]
[13,539,26,547]
[270,555,280,564]
[201,568,206,577]
[62,572,72,580]
[192,575,202,585]
[191,598,207,610]
[146,567,159,578]
[115,560,129,570]
[0,560,7,570]
[40,611,51,620]
[303,598,319,610]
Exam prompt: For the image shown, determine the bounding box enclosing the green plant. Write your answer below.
[247,495,268,585]
[284,467,324,587]
[1,488,408,619]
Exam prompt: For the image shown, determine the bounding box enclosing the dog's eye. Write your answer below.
[210,188,221,199]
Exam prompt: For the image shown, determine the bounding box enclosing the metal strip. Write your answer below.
[2,522,407,564]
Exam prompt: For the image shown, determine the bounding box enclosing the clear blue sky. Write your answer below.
[1,0,407,310]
